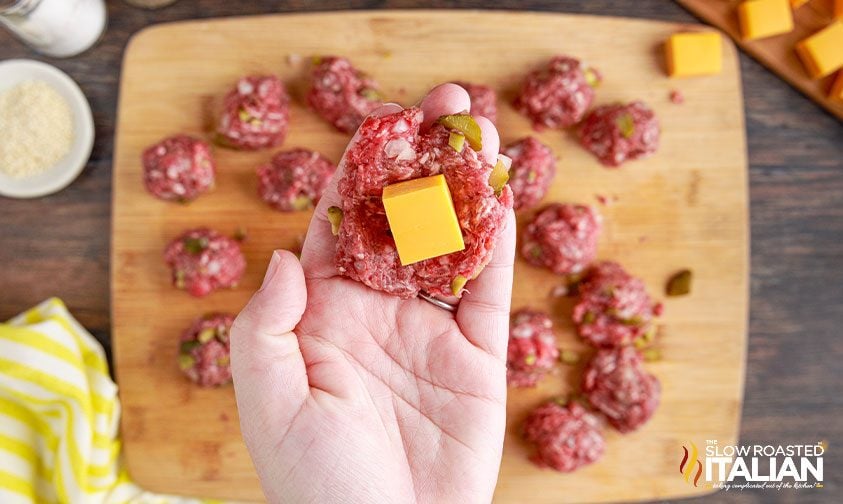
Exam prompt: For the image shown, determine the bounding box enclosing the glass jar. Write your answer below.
[0,0,107,57]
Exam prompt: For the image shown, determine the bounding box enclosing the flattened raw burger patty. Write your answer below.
[523,400,606,472]
[308,56,384,134]
[178,313,233,387]
[164,227,246,298]
[582,346,661,433]
[521,203,601,276]
[216,75,290,150]
[573,261,662,347]
[507,309,559,388]
[579,101,659,167]
[335,107,514,298]
[142,134,215,202]
[501,136,556,210]
[453,81,498,124]
[257,148,336,212]
[515,55,600,130]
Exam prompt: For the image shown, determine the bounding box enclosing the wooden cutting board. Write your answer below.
[112,11,749,503]
[677,0,843,120]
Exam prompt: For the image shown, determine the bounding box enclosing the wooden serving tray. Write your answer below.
[112,11,749,502]
[678,0,843,120]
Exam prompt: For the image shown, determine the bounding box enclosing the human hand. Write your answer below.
[231,84,516,504]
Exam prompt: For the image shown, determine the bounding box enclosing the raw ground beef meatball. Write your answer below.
[142,134,215,202]
[507,309,559,388]
[573,261,663,347]
[335,108,513,298]
[502,137,556,210]
[453,81,498,124]
[164,227,246,298]
[521,203,601,276]
[257,148,336,212]
[308,56,384,134]
[216,75,290,150]
[514,56,600,130]
[178,313,233,387]
[582,346,661,433]
[523,400,606,472]
[579,101,660,167]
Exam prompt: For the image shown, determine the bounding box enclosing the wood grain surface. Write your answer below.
[678,0,843,120]
[111,11,748,502]
[0,2,841,503]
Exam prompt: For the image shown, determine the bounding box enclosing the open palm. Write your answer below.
[231,84,516,504]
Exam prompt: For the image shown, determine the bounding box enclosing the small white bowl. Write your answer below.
[0,59,94,198]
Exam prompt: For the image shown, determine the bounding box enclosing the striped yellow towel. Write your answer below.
[0,298,223,504]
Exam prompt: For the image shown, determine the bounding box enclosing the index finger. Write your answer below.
[419,82,471,130]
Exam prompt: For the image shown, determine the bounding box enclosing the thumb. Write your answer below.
[231,250,309,451]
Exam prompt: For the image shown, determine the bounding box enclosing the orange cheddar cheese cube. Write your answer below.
[830,71,843,102]
[789,0,808,8]
[666,32,723,77]
[835,0,843,19]
[795,21,843,78]
[382,174,465,266]
[738,0,794,41]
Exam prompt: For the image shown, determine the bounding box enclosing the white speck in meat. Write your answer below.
[238,80,254,95]
[393,119,409,133]
[207,261,221,275]
[385,138,416,161]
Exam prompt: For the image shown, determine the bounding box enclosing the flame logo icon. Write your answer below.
[680,442,703,487]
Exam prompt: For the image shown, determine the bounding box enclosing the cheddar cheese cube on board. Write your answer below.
[738,0,795,41]
[789,0,808,8]
[830,72,843,102]
[382,174,465,266]
[666,32,723,77]
[795,21,843,78]
[836,0,843,19]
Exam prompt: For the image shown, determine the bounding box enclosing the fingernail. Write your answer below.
[260,251,282,291]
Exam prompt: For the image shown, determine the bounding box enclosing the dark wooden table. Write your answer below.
[1,1,840,502]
